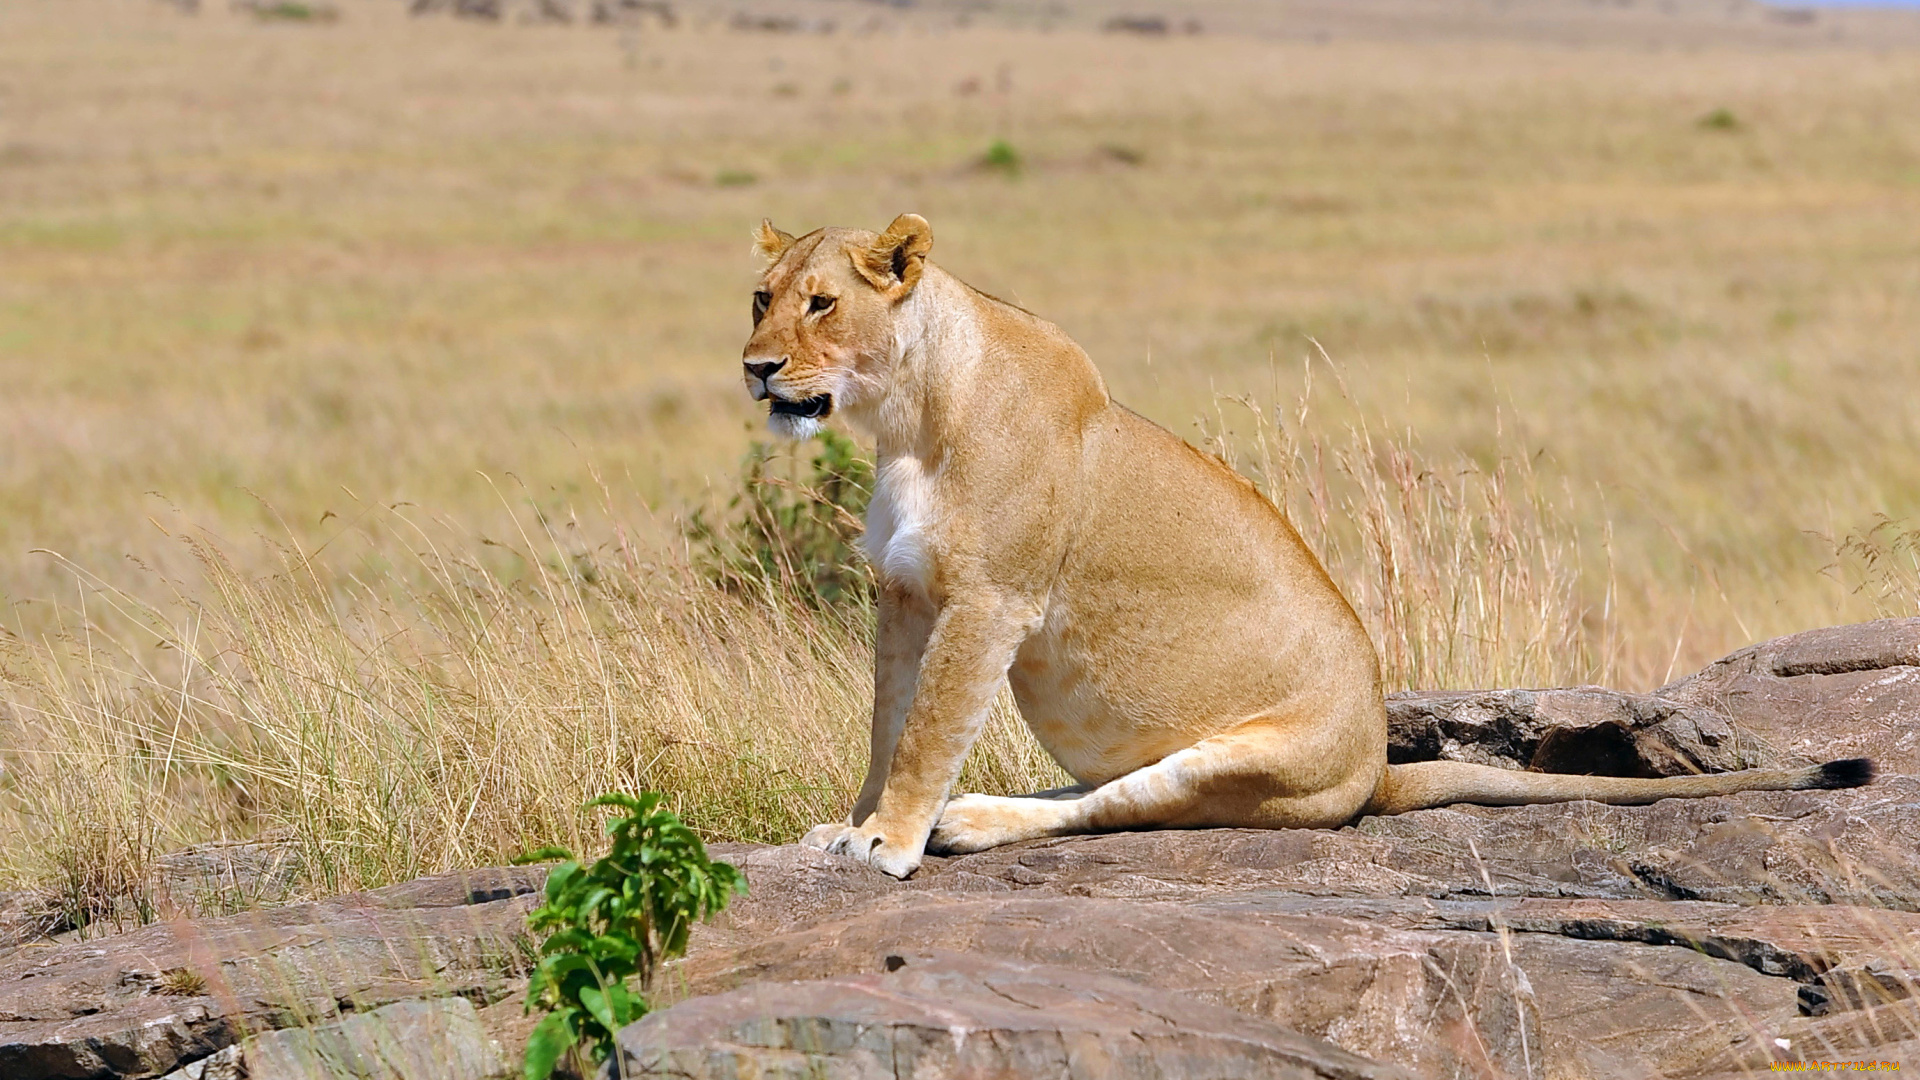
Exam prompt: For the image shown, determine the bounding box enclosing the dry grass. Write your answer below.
[0,389,1585,902]
[2,0,1919,907]
[1205,358,1603,692]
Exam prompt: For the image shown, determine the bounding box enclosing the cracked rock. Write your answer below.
[610,952,1414,1080]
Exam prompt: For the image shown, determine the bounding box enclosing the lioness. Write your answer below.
[741,213,1874,880]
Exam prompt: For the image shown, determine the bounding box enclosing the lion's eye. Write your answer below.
[752,291,771,323]
[808,295,836,314]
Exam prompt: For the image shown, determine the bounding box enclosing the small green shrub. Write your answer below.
[687,428,873,607]
[714,169,758,187]
[521,793,746,1080]
[1698,107,1740,131]
[245,1,341,21]
[981,139,1022,174]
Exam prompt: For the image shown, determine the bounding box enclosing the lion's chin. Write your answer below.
[766,392,833,441]
[767,412,826,441]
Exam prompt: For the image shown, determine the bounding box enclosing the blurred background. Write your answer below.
[3,0,1918,899]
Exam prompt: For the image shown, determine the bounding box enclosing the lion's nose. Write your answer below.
[744,358,787,380]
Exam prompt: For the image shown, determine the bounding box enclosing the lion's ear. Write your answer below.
[848,213,933,298]
[753,219,796,264]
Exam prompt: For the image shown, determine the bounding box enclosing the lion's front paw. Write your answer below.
[798,821,922,879]
[800,821,854,851]
[929,793,1065,855]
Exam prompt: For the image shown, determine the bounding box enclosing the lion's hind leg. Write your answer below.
[927,722,1377,855]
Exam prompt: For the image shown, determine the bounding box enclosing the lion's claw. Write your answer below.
[798,821,921,879]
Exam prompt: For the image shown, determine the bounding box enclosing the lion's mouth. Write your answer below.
[770,394,833,419]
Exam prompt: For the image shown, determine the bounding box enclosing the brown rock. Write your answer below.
[242,997,507,1080]
[158,1044,241,1080]
[614,952,1415,1080]
[151,841,303,916]
[1386,685,1788,777]
[694,843,896,950]
[0,867,542,1079]
[675,891,1535,1079]
[1697,997,1920,1076]
[670,774,1920,1078]
[675,881,1913,1079]
[1662,617,1920,776]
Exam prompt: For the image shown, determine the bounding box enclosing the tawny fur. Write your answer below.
[740,214,1874,880]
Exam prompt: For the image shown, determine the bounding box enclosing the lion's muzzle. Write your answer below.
[743,357,787,401]
[769,394,833,419]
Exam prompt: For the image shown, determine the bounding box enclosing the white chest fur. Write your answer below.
[863,454,937,598]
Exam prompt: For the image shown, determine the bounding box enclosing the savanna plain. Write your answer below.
[2,0,1918,918]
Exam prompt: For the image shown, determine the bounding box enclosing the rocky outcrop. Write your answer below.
[1386,617,1920,778]
[679,818,1920,1080]
[241,998,505,1080]
[612,953,1412,1080]
[1661,619,1920,777]
[3,620,1916,1079]
[0,867,545,1079]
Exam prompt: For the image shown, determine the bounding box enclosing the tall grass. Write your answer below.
[1829,517,1920,619]
[1203,358,1608,692]
[0,497,1068,912]
[0,380,1613,911]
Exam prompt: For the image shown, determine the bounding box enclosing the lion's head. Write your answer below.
[740,213,933,440]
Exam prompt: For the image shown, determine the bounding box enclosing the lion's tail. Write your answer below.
[1362,756,1875,816]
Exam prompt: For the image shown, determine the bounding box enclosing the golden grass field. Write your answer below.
[2,0,1918,907]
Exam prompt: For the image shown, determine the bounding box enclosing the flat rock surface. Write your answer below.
[3,620,1917,1079]
[0,867,545,1079]
[610,952,1416,1080]
[243,997,506,1080]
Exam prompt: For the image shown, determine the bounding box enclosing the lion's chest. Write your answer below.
[863,454,937,598]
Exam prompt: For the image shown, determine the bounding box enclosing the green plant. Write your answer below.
[521,792,745,1080]
[981,138,1022,174]
[1698,107,1740,131]
[244,1,341,21]
[688,428,874,607]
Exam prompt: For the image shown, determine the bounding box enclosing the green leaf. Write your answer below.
[577,984,616,1033]
[512,846,573,866]
[538,928,594,956]
[523,1010,575,1080]
[523,789,746,1078]
[543,862,582,904]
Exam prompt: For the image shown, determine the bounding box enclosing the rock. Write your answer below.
[158,1045,241,1080]
[610,952,1414,1080]
[472,991,539,1073]
[692,843,897,952]
[1697,996,1920,1075]
[1386,686,1788,777]
[1386,617,1920,779]
[0,890,66,950]
[243,997,506,1080]
[1348,780,1920,910]
[676,892,1537,1079]
[653,621,1920,1077]
[152,840,302,916]
[0,866,543,1079]
[1662,617,1920,776]
[672,875,1920,1079]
